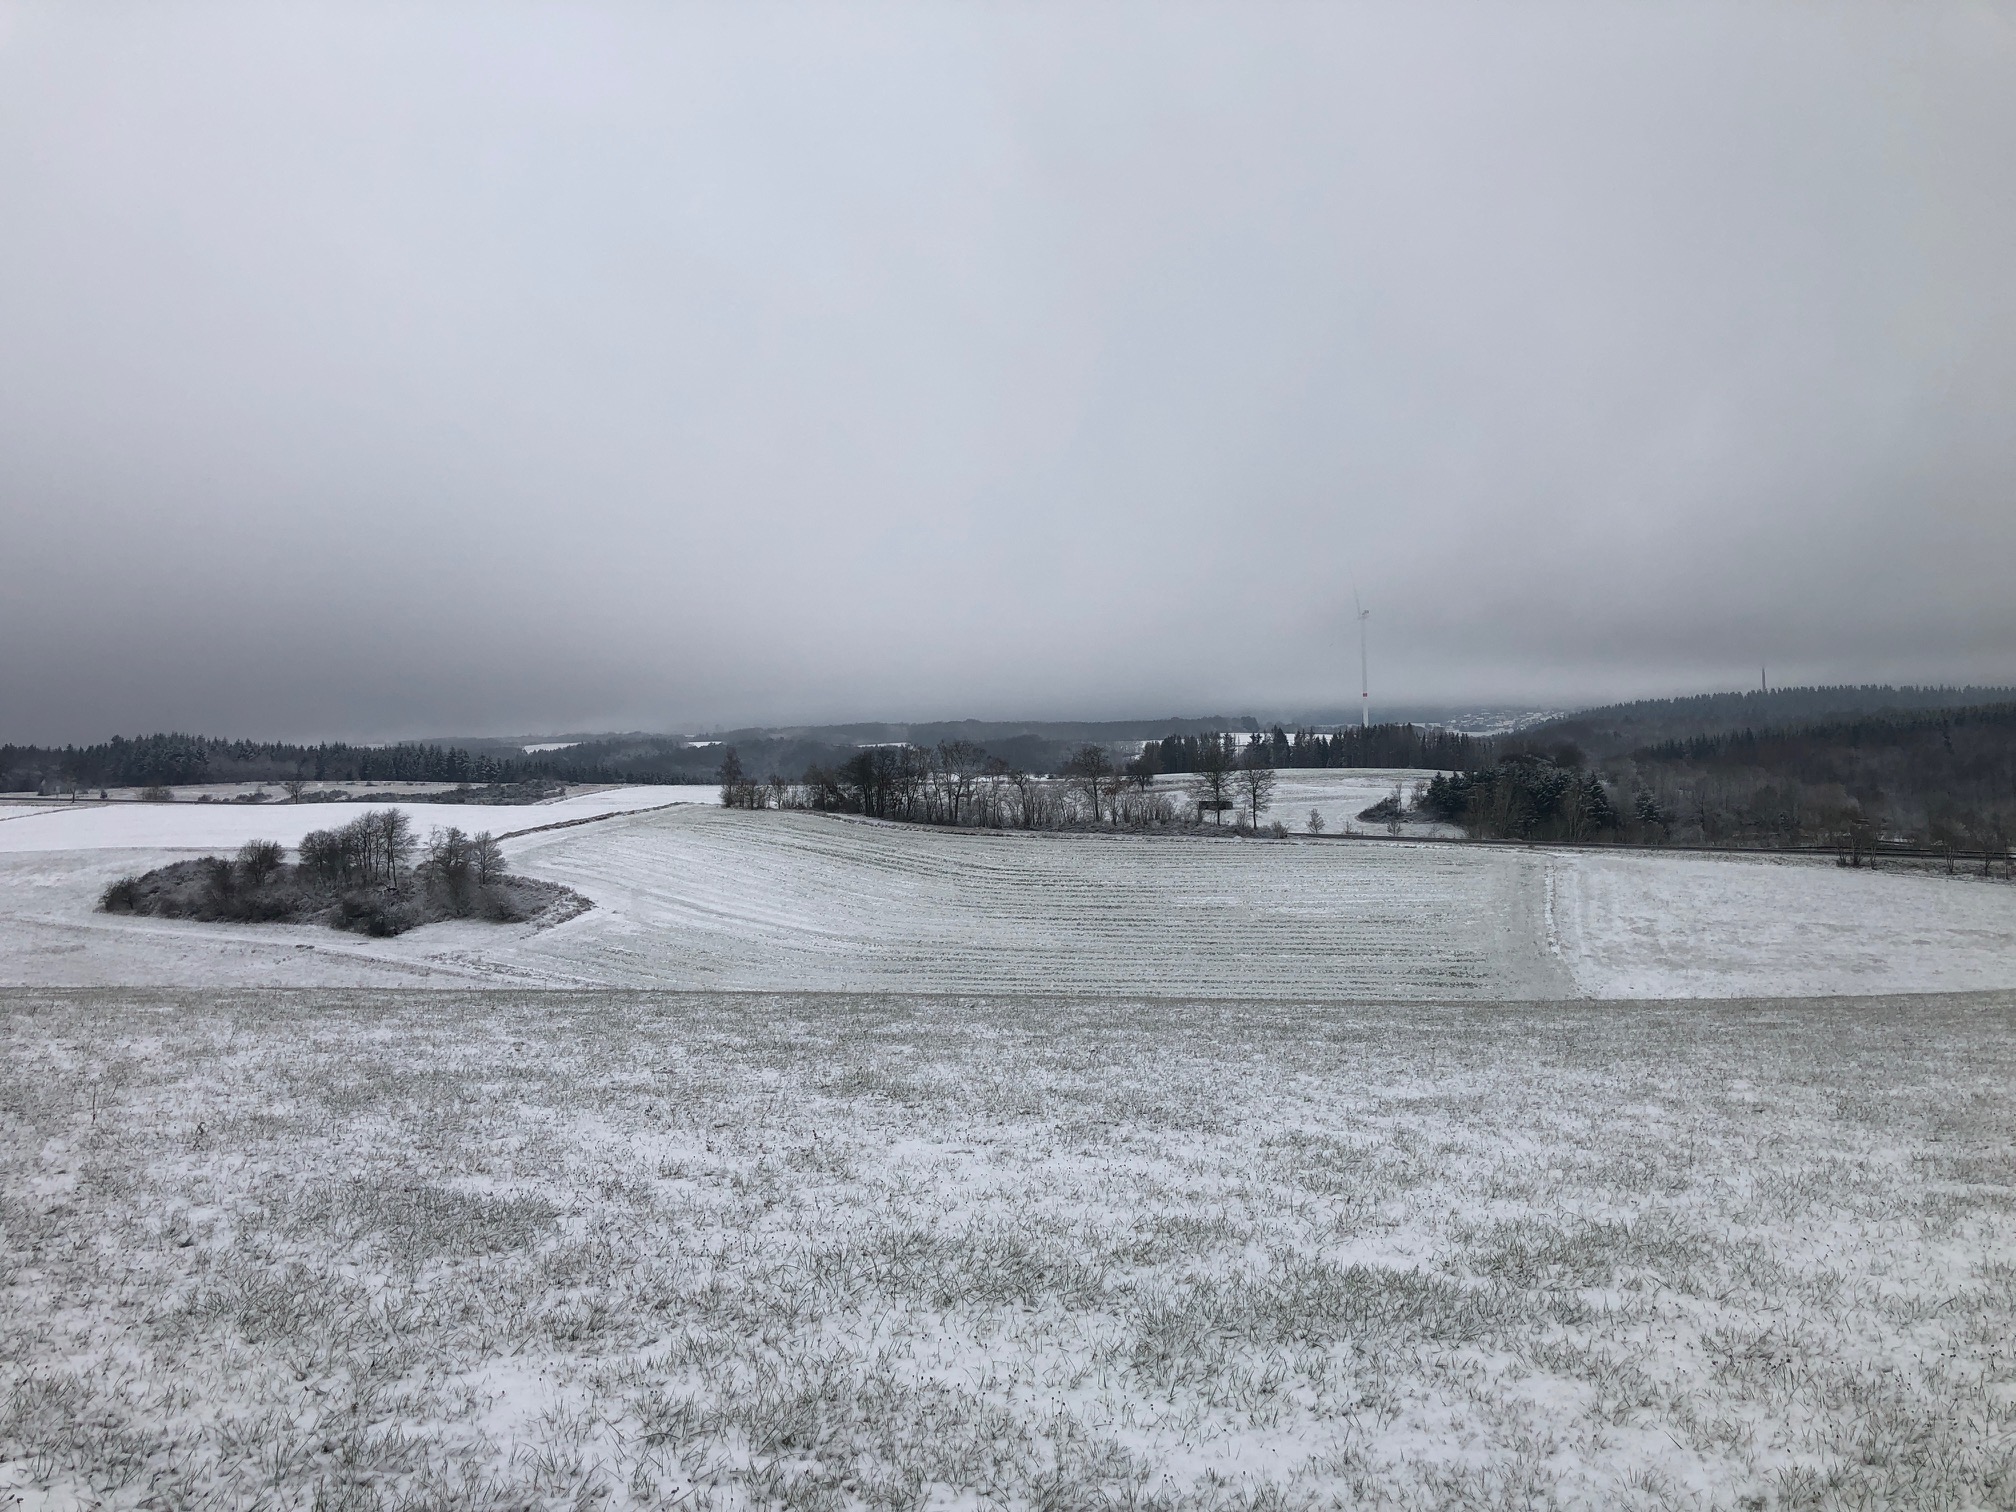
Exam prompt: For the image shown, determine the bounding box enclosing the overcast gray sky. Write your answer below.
[3,2,2013,743]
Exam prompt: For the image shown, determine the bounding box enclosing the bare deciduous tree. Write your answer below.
[1005,768,1045,829]
[375,808,415,887]
[974,756,1012,828]
[717,747,750,808]
[1236,763,1277,829]
[472,831,505,884]
[236,839,285,886]
[1062,744,1114,825]
[935,740,987,825]
[1191,736,1237,825]
[425,826,475,912]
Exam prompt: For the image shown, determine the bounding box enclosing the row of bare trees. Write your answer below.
[1179,736,1277,827]
[300,811,418,887]
[298,811,504,890]
[717,735,1283,832]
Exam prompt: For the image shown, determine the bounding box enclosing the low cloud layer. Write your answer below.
[3,2,2013,742]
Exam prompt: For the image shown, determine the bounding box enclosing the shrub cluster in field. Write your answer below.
[97,811,585,936]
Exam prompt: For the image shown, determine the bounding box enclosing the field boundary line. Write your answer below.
[497,801,692,841]
[0,802,114,822]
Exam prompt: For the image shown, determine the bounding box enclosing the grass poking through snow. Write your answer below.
[2,989,2012,1509]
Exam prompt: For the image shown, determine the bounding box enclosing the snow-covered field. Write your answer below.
[5,776,2015,1507]
[1556,848,2016,998]
[0,785,713,853]
[1,775,2012,998]
[500,810,1565,998]
[4,988,2010,1509]
[1219,768,1462,838]
[0,807,1563,996]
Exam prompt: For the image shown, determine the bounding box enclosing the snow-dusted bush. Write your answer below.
[99,814,584,935]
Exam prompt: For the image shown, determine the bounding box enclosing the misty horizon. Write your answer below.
[4,3,2013,745]
[20,680,2016,756]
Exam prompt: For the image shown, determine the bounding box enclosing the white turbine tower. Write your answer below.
[1355,593,1371,729]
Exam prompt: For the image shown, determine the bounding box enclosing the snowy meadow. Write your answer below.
[4,988,2012,1510]
[3,783,2015,1508]
[5,785,2016,998]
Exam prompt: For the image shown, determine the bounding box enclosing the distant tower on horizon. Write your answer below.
[1355,594,1371,729]
[1761,665,1769,695]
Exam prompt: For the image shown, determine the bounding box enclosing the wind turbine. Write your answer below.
[1354,592,1371,729]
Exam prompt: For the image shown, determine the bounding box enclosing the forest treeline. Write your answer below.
[1147,723,1485,774]
[0,732,772,793]
[1590,702,2016,857]
[1412,701,2016,861]
[1,733,541,792]
[1536,684,2016,757]
[0,719,1409,794]
[720,699,2016,864]
[1,730,1097,792]
[15,685,2016,862]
